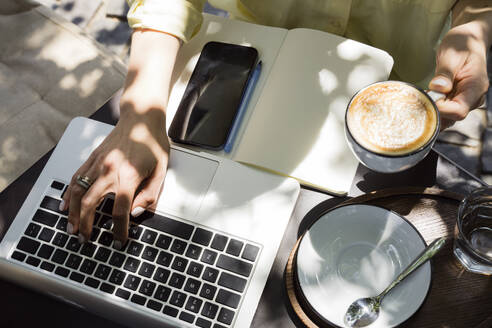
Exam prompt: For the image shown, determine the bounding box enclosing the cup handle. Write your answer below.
[426,90,446,103]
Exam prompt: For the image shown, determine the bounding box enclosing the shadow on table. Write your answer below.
[281,149,492,327]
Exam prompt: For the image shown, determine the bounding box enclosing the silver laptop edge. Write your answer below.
[0,117,300,328]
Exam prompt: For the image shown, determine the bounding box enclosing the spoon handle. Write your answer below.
[377,237,446,300]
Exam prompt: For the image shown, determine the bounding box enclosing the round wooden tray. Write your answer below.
[284,187,492,328]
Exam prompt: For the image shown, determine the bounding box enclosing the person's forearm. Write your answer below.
[120,28,180,126]
[453,0,492,47]
[63,29,180,244]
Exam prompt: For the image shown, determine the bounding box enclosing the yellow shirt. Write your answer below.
[127,0,457,87]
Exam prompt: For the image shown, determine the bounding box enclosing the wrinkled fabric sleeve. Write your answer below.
[127,0,206,42]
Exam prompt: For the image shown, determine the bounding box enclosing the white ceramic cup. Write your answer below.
[345,81,444,173]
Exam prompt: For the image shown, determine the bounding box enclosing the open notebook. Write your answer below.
[167,14,394,195]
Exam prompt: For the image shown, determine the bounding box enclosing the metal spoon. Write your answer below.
[344,237,446,327]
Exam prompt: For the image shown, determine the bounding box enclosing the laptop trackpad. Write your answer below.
[155,149,218,218]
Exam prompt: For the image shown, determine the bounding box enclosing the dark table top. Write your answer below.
[0,95,490,328]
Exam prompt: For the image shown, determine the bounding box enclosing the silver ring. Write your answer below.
[76,175,94,190]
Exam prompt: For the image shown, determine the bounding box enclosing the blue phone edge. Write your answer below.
[223,60,263,153]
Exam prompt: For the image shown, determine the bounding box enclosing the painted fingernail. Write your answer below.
[131,206,145,217]
[67,222,73,234]
[113,240,122,250]
[78,233,86,244]
[431,78,449,88]
[59,199,65,211]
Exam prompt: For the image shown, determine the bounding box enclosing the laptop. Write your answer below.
[0,117,299,328]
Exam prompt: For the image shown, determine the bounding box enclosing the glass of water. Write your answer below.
[454,187,492,274]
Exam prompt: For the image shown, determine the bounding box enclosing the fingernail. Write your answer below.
[431,78,449,88]
[113,240,122,250]
[78,233,86,244]
[67,222,73,234]
[131,206,145,217]
[59,199,65,211]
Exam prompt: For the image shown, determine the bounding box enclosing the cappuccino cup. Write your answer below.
[345,81,443,173]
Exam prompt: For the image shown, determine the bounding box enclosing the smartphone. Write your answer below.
[169,41,258,149]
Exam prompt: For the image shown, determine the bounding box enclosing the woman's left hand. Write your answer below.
[429,21,489,129]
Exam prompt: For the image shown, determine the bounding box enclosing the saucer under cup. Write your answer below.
[296,204,431,327]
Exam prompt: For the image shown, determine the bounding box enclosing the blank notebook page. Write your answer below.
[234,28,393,194]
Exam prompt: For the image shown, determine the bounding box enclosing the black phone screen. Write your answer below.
[168,41,258,149]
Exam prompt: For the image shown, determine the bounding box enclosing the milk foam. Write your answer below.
[347,82,437,155]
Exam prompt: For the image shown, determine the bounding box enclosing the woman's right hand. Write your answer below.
[62,102,170,249]
[61,29,181,249]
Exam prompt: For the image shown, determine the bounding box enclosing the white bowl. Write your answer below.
[296,204,431,327]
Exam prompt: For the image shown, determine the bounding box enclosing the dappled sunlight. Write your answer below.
[296,204,430,327]
[336,241,396,290]
[76,91,296,230]
[1,6,300,328]
[415,204,449,237]
[23,20,56,49]
[79,68,104,97]
[336,40,394,95]
[205,20,222,35]
[0,136,19,164]
[166,52,201,131]
[0,3,126,192]
[155,148,218,219]
[318,68,338,94]
[311,189,492,327]
[223,27,393,194]
[295,231,327,277]
[0,176,7,192]
[337,40,364,61]
[80,119,99,139]
[59,73,77,90]
[167,13,287,165]
[80,137,106,163]
[330,95,350,122]
[189,161,298,238]
[38,31,99,71]
[239,36,253,47]
[0,136,19,191]
[78,118,107,163]
[24,12,297,257]
[347,64,382,94]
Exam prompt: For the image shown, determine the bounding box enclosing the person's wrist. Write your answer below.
[447,21,489,55]
[119,97,167,133]
[465,20,491,49]
[452,3,492,48]
[117,108,170,157]
[120,87,166,111]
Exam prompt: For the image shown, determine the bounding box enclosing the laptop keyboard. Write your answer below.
[10,180,261,328]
